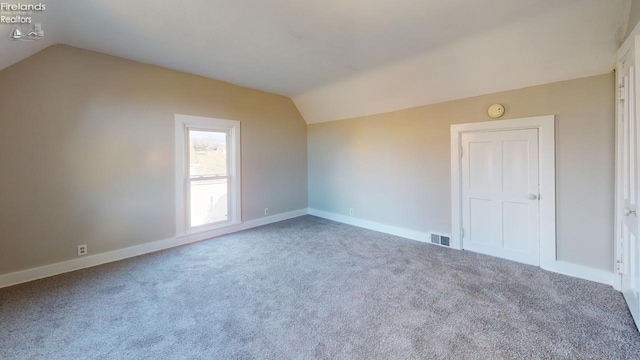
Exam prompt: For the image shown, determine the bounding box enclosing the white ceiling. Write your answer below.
[0,0,632,123]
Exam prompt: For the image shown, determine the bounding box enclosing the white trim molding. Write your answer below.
[612,20,640,292]
[3,207,615,289]
[450,115,556,263]
[0,209,308,289]
[308,208,431,243]
[310,207,614,286]
[450,115,614,286]
[175,114,242,235]
[543,261,615,286]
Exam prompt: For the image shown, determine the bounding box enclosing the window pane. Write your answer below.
[190,179,228,227]
[189,130,227,177]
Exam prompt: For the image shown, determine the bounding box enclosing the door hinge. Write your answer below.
[460,146,464,158]
[617,259,623,273]
[461,228,465,238]
[619,83,624,98]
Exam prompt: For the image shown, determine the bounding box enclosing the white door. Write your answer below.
[461,129,540,265]
[617,48,640,326]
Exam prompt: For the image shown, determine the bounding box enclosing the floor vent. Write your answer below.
[430,233,450,247]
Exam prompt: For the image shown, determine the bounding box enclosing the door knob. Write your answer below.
[624,208,636,216]
[527,194,537,200]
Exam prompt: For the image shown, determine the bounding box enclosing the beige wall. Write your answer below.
[628,0,640,38]
[0,45,308,275]
[308,74,615,272]
[0,45,616,275]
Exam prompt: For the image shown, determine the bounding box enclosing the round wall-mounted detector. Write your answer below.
[488,104,505,118]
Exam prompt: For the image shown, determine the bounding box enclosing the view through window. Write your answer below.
[188,129,229,227]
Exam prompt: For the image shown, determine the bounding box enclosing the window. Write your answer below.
[175,114,241,234]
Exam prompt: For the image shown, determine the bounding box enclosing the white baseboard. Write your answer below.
[1,207,617,289]
[309,208,616,287]
[542,260,615,287]
[0,209,308,289]
[308,208,431,243]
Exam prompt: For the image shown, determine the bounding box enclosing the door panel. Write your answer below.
[469,141,494,193]
[461,129,539,265]
[502,202,529,253]
[618,48,640,327]
[502,140,529,194]
[470,199,493,245]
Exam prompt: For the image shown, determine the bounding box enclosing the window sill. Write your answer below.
[176,221,242,238]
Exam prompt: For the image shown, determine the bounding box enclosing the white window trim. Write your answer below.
[450,115,556,267]
[175,114,241,236]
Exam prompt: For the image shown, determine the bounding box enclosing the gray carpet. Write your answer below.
[1,215,639,359]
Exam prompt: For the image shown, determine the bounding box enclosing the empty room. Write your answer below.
[2,0,640,358]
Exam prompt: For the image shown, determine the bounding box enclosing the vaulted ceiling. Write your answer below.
[0,0,632,123]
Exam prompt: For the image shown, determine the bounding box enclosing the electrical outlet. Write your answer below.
[349,208,354,216]
[264,208,269,216]
[77,244,87,256]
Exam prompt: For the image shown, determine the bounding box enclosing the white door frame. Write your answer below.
[614,22,640,292]
[450,115,556,267]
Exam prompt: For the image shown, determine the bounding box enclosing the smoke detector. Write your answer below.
[488,104,505,118]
